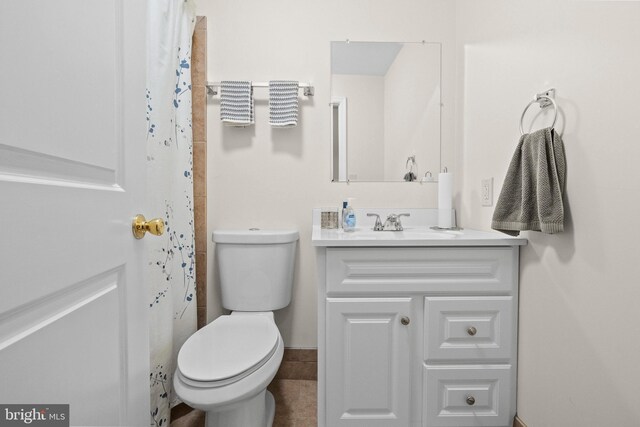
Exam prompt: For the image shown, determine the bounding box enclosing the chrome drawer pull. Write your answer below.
[400,316,410,326]
[466,395,476,406]
[467,326,477,336]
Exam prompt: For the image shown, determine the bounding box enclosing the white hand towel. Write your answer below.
[220,80,254,127]
[269,80,299,127]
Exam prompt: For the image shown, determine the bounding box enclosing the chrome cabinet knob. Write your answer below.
[466,395,476,406]
[467,326,477,336]
[400,316,410,326]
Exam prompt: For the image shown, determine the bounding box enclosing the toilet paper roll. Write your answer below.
[438,172,453,228]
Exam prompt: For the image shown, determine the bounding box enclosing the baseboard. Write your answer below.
[514,414,528,427]
[274,348,318,380]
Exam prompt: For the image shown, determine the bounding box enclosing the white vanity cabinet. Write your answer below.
[314,237,525,427]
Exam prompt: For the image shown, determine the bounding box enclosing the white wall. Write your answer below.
[197,0,457,348]
[196,0,640,423]
[455,1,640,425]
[331,74,385,181]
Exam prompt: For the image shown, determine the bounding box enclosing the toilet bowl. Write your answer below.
[173,312,283,427]
[173,229,298,427]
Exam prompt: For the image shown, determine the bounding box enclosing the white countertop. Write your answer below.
[311,208,527,247]
[312,226,527,247]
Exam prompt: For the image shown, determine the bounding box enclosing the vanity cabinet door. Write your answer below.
[326,298,412,426]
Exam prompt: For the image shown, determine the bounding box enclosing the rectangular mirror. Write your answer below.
[330,41,442,182]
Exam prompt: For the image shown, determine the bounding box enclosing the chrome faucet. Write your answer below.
[383,213,410,231]
[367,213,410,231]
[366,213,384,231]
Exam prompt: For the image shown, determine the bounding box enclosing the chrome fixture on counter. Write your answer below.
[366,212,411,231]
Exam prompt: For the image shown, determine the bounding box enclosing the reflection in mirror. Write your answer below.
[330,41,441,182]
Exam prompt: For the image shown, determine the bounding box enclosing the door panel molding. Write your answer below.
[0,266,124,351]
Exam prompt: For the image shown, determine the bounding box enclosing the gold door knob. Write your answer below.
[132,214,165,239]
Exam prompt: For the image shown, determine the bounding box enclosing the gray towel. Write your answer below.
[220,80,254,127]
[269,80,299,127]
[491,127,566,236]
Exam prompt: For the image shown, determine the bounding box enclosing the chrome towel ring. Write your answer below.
[520,91,558,135]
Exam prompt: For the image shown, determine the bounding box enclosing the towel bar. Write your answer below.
[206,81,314,97]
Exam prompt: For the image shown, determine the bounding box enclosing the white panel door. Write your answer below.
[0,1,148,426]
[326,298,412,427]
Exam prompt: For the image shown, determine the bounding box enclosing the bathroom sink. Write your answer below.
[311,208,527,247]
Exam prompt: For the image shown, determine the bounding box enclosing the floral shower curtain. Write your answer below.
[147,1,197,425]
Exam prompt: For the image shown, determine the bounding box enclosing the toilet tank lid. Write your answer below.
[213,229,299,244]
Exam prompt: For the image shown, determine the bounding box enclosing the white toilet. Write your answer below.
[173,229,299,427]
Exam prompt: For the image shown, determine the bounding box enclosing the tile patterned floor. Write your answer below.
[268,379,317,427]
[169,408,204,427]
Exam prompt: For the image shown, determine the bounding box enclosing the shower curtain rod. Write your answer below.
[206,81,315,96]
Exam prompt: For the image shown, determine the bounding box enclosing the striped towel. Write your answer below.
[269,80,299,127]
[220,80,254,127]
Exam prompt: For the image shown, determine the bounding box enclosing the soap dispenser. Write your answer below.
[342,198,356,232]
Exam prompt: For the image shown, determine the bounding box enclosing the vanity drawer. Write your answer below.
[326,247,515,295]
[423,365,513,427]
[424,297,514,362]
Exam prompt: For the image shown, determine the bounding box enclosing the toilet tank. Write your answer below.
[213,229,299,311]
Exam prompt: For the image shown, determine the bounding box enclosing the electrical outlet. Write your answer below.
[481,178,493,206]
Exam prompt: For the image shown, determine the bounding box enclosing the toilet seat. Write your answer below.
[177,314,279,388]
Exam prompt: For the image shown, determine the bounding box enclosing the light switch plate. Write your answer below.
[481,178,493,206]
